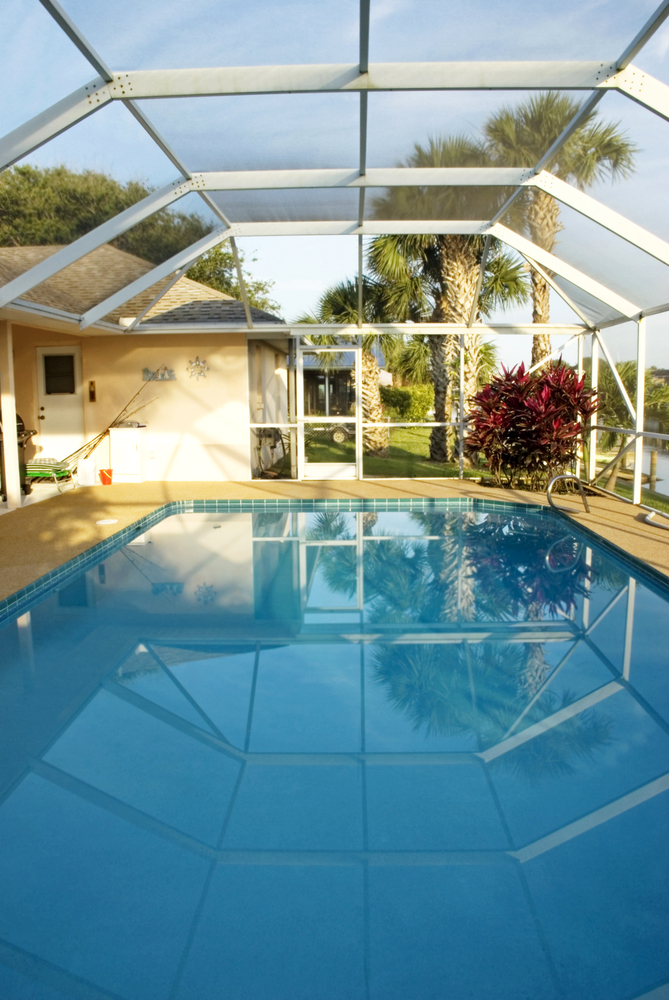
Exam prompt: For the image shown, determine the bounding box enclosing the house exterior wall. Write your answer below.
[10,323,251,481]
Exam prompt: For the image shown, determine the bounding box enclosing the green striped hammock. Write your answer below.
[25,458,74,481]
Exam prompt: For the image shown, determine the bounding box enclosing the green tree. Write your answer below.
[483,94,636,366]
[185,244,280,313]
[0,164,211,263]
[369,136,528,459]
[0,164,279,312]
[367,228,528,460]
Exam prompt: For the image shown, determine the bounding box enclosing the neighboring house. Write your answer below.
[0,244,287,485]
[303,347,391,417]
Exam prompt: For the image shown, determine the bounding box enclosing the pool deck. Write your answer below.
[1,478,668,602]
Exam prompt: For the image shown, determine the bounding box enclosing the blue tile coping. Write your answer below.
[0,495,667,627]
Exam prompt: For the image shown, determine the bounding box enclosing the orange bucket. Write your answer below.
[99,469,113,485]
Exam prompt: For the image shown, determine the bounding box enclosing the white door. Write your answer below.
[297,346,362,480]
[36,346,85,460]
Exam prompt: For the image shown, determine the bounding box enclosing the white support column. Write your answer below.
[0,321,21,510]
[296,349,305,481]
[589,332,599,482]
[576,332,584,479]
[459,333,465,480]
[633,317,647,504]
[355,344,364,480]
[288,339,298,479]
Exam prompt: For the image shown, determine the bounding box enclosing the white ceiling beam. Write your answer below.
[520,254,595,328]
[197,167,531,189]
[0,79,112,172]
[99,61,618,98]
[603,64,669,122]
[530,171,669,266]
[489,223,641,317]
[222,220,489,237]
[79,226,233,330]
[38,0,113,81]
[598,299,669,328]
[0,179,193,308]
[616,0,669,69]
[286,323,586,335]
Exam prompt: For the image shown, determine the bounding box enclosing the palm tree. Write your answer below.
[483,94,636,366]
[369,136,528,459]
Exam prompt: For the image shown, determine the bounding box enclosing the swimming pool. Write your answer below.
[0,499,667,1000]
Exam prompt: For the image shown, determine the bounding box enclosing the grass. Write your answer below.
[598,480,669,515]
[305,427,480,479]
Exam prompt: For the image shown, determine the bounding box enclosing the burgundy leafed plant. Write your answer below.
[465,361,597,489]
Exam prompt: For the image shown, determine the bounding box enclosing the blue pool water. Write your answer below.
[0,501,668,1000]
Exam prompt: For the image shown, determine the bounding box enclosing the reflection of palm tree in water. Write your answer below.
[309,509,614,779]
[372,641,612,781]
[464,515,593,697]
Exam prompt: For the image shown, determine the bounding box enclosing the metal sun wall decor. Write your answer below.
[187,357,209,381]
[195,583,216,604]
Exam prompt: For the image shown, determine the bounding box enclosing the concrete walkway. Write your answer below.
[1,478,668,602]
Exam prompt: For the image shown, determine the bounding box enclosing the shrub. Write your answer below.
[465,362,597,490]
[380,383,434,422]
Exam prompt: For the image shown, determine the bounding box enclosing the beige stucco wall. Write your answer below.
[8,322,251,481]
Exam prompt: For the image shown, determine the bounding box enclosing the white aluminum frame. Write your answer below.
[0,0,665,501]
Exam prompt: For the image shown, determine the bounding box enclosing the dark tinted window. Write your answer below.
[44,354,75,394]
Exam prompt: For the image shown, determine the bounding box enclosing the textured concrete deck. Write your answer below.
[0,478,668,603]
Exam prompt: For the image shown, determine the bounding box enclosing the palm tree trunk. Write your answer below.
[527,190,562,367]
[463,330,482,406]
[432,236,481,460]
[429,334,449,462]
[519,601,549,697]
[361,348,389,456]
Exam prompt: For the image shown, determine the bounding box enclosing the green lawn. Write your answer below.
[298,429,669,508]
[305,427,480,479]
[601,480,669,515]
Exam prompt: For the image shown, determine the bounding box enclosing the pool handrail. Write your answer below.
[547,474,669,530]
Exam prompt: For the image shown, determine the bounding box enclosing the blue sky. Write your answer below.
[3,0,669,367]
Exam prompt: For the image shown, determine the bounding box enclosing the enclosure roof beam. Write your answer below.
[79,226,233,330]
[39,0,113,81]
[530,171,669,266]
[489,223,641,318]
[5,166,668,313]
[617,0,669,69]
[196,167,534,189]
[0,79,112,172]
[90,61,621,99]
[603,64,669,123]
[519,254,595,328]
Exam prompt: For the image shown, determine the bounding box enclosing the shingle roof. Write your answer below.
[141,298,283,325]
[0,244,283,326]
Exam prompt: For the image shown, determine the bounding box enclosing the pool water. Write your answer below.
[0,504,668,1000]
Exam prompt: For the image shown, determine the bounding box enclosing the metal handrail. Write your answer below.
[547,474,669,530]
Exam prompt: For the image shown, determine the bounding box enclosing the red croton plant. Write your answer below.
[465,361,598,490]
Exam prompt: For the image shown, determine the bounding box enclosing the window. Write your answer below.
[44,354,75,394]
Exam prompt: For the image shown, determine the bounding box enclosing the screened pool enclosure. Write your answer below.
[2,0,669,492]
